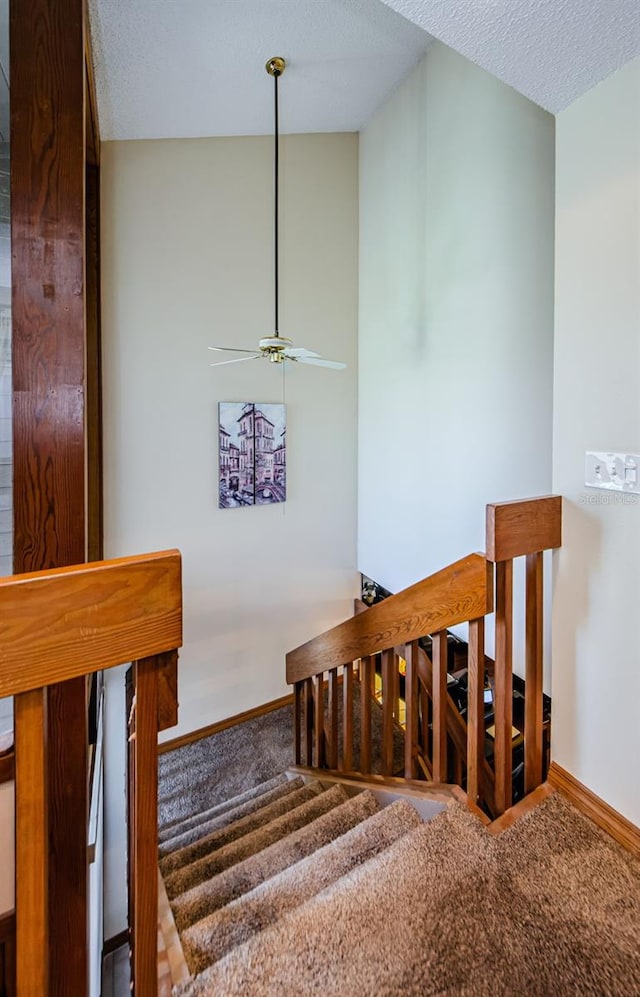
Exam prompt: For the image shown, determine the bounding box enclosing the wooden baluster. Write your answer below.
[304,677,313,765]
[294,681,302,765]
[342,662,354,772]
[467,618,485,805]
[419,680,430,766]
[314,673,325,768]
[431,632,448,783]
[404,641,419,779]
[494,559,513,815]
[394,652,401,724]
[360,655,373,774]
[382,649,395,775]
[328,668,339,769]
[452,745,463,787]
[132,656,159,997]
[15,688,49,997]
[525,551,544,793]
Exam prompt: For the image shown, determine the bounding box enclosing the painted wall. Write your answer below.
[101,132,358,933]
[358,42,555,669]
[553,56,640,825]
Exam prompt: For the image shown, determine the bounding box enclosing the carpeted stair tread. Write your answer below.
[170,788,379,933]
[165,783,342,901]
[159,777,307,864]
[158,774,290,841]
[181,797,422,974]
[158,705,294,828]
[173,802,495,997]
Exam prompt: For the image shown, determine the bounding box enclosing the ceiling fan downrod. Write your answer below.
[266,57,286,344]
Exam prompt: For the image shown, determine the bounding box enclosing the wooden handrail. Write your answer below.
[286,554,493,685]
[0,550,182,698]
[288,495,561,819]
[2,550,183,997]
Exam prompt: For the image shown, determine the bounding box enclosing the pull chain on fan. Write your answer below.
[208,57,347,371]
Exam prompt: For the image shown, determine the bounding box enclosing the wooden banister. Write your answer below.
[286,554,493,684]
[1,550,183,997]
[0,550,182,697]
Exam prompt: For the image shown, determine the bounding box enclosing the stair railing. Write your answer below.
[0,549,182,997]
[287,495,561,816]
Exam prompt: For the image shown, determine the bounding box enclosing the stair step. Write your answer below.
[173,802,490,996]
[170,787,378,933]
[158,774,290,841]
[159,777,307,862]
[181,797,422,975]
[165,782,340,902]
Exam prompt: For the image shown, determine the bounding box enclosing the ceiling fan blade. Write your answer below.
[295,356,347,370]
[209,355,261,367]
[208,346,258,354]
[285,347,321,358]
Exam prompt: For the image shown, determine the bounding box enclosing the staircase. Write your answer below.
[158,769,640,996]
[158,771,463,994]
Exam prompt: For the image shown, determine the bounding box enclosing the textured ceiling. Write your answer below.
[382,0,640,113]
[89,0,431,140]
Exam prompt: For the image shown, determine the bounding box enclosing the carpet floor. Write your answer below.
[158,711,640,996]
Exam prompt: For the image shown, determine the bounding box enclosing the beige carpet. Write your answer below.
[170,789,640,996]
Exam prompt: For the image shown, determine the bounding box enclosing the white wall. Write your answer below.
[553,56,640,825]
[101,133,359,933]
[358,42,555,667]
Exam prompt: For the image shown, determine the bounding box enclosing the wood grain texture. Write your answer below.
[494,559,514,815]
[47,679,88,997]
[486,495,562,562]
[328,669,339,770]
[431,632,448,783]
[294,683,302,766]
[342,663,353,773]
[547,763,640,858]
[15,689,49,997]
[157,650,179,733]
[404,640,419,779]
[0,550,182,697]
[85,160,103,563]
[304,679,313,767]
[466,618,485,805]
[359,656,373,774]
[11,0,87,575]
[132,658,159,997]
[286,554,492,684]
[313,675,325,768]
[525,552,544,793]
[381,650,395,776]
[487,782,555,835]
[0,911,16,997]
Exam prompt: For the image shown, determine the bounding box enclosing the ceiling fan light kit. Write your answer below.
[208,57,346,372]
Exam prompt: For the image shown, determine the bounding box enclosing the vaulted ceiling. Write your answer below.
[89,0,640,140]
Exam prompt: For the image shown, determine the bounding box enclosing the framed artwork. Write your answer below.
[218,402,286,508]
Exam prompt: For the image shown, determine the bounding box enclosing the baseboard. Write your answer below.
[158,694,294,755]
[548,761,640,857]
[487,782,555,835]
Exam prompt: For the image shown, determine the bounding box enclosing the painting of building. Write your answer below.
[218,402,286,508]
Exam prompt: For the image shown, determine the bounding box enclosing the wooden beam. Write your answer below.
[486,495,562,562]
[0,550,183,697]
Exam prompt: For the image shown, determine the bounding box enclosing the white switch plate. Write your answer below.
[585,451,640,493]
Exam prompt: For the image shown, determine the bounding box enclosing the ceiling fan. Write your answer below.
[209,57,346,372]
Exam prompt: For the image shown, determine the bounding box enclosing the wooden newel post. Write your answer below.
[15,689,49,997]
[132,656,160,997]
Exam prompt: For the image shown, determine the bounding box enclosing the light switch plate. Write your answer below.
[585,452,640,493]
